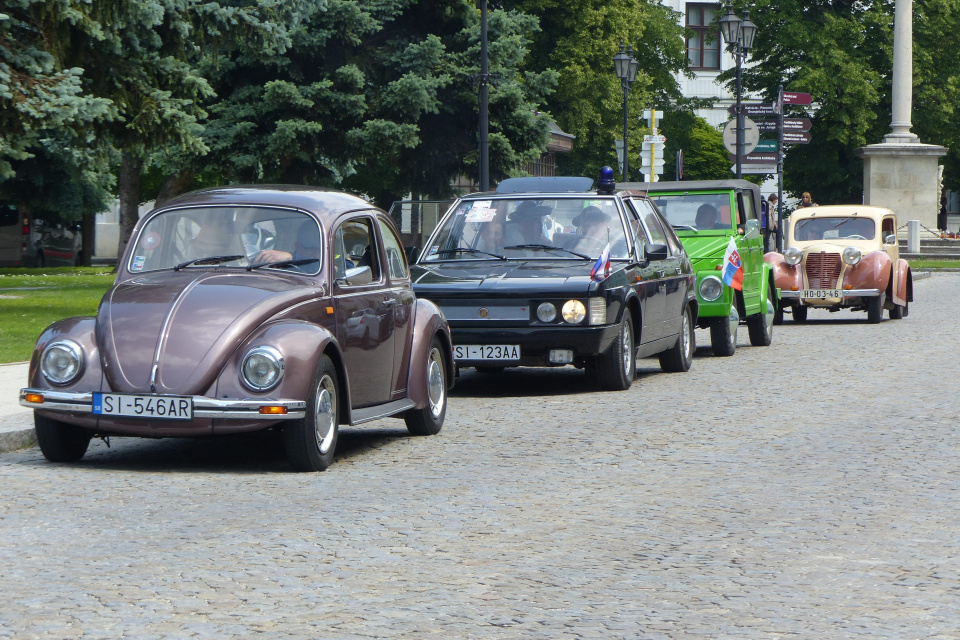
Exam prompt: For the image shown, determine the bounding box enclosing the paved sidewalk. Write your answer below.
[0,362,34,452]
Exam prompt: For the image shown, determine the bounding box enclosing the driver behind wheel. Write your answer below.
[567,206,612,254]
[251,220,321,268]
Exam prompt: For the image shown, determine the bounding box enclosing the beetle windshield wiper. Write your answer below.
[247,258,319,271]
[436,247,506,260]
[502,244,592,260]
[174,255,244,271]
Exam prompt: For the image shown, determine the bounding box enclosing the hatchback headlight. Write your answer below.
[784,247,803,266]
[537,302,557,323]
[40,340,84,385]
[699,276,723,302]
[241,346,284,391]
[842,246,862,266]
[561,300,586,324]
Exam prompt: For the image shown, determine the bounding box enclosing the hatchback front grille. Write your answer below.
[805,252,842,289]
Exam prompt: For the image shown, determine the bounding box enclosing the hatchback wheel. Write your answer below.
[597,308,635,391]
[659,306,694,372]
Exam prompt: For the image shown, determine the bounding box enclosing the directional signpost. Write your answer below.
[755,118,812,133]
[640,112,665,182]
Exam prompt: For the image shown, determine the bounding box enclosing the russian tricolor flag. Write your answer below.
[722,237,743,291]
[591,243,611,281]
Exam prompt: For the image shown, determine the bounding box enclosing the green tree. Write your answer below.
[660,111,730,181]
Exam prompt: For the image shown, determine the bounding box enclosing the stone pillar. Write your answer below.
[857,0,947,233]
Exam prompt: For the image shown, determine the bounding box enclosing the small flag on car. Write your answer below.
[722,237,743,291]
[591,243,611,281]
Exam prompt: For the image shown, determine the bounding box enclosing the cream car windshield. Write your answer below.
[129,207,322,274]
[650,193,733,232]
[794,217,876,242]
[422,197,628,261]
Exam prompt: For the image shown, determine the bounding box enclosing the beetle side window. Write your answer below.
[334,219,381,284]
[377,217,409,280]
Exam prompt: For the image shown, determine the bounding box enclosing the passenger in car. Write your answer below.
[503,201,552,247]
[476,221,504,253]
[695,204,720,230]
[568,206,613,253]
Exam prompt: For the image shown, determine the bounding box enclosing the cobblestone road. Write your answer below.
[1,274,958,639]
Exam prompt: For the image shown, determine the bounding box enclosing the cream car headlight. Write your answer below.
[241,346,284,391]
[561,300,586,324]
[842,246,862,266]
[40,340,84,385]
[784,247,803,266]
[537,302,557,323]
[699,276,723,302]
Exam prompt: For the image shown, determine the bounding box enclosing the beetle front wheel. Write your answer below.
[35,413,91,463]
[284,355,339,472]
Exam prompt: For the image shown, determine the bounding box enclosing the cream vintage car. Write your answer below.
[764,205,912,323]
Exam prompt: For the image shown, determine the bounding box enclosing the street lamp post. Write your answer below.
[613,40,639,182]
[719,3,757,180]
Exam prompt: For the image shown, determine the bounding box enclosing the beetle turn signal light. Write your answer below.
[25,393,44,404]
[259,406,288,415]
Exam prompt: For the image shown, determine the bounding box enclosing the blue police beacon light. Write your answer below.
[597,166,616,194]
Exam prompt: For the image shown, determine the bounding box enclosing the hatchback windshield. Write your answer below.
[793,216,876,242]
[650,193,734,232]
[129,206,322,274]
[422,197,628,261]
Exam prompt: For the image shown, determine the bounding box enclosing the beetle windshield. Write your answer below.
[421,197,629,261]
[650,193,734,232]
[128,206,322,274]
[793,216,876,241]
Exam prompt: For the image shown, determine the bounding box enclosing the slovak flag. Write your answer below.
[591,243,611,281]
[722,236,744,291]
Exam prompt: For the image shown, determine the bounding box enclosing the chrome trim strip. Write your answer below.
[19,388,306,420]
[150,276,204,390]
[350,399,416,425]
[780,288,880,298]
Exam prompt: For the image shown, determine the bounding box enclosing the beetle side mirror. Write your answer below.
[744,219,761,240]
[343,265,373,286]
[644,242,668,262]
[884,234,897,245]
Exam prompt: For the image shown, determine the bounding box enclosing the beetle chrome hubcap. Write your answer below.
[621,320,633,375]
[427,348,445,418]
[314,375,337,454]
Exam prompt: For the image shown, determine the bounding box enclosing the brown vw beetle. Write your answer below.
[19,186,454,471]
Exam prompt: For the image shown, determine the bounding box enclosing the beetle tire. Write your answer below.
[793,305,808,323]
[747,298,774,347]
[597,308,635,390]
[866,294,884,324]
[709,316,737,357]
[35,413,91,462]
[284,355,340,472]
[404,336,447,435]
[659,306,694,373]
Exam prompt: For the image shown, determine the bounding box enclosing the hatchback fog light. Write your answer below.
[699,276,723,302]
[588,298,606,325]
[241,346,284,391]
[562,300,586,324]
[842,246,862,266]
[40,340,83,385]
[537,302,557,323]
[784,247,803,266]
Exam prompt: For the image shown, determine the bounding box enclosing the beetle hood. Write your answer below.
[98,271,320,394]
[411,260,597,297]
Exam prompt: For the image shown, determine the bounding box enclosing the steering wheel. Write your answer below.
[845,234,867,240]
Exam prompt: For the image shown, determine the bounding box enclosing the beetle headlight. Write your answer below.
[561,300,586,324]
[784,247,803,266]
[241,346,284,391]
[537,302,557,323]
[40,340,83,385]
[842,246,862,266]
[699,275,723,302]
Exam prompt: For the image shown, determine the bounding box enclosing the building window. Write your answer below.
[686,3,720,70]
[521,152,556,177]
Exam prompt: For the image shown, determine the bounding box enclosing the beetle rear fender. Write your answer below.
[407,298,454,409]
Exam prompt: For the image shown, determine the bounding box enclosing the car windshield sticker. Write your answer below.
[141,231,161,250]
[131,256,145,271]
[471,201,492,209]
[465,208,497,223]
[429,245,439,255]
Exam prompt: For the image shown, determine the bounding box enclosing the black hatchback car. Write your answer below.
[410,171,698,390]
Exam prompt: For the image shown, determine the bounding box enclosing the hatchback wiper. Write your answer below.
[174,255,244,271]
[435,247,506,260]
[502,244,592,260]
[247,258,319,271]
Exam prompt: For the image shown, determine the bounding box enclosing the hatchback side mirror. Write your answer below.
[644,242,668,262]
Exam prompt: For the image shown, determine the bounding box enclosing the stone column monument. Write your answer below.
[856,0,947,232]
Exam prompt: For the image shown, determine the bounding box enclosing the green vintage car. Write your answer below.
[639,180,777,356]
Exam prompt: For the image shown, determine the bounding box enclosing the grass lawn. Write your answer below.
[0,267,115,363]
[910,258,960,269]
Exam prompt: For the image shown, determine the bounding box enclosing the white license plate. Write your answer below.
[453,345,520,361]
[93,393,193,420]
[801,289,842,299]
